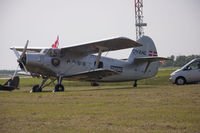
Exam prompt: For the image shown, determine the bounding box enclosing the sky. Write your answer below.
[0,0,200,69]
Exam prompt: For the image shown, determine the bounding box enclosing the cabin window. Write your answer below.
[72,60,76,64]
[110,65,123,72]
[77,61,81,66]
[66,59,70,64]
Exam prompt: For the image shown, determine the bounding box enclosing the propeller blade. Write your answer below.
[12,65,19,80]
[21,62,28,73]
[13,47,20,59]
[20,40,29,59]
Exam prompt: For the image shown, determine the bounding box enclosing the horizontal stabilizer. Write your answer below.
[135,56,171,63]
[63,69,119,81]
[135,57,171,73]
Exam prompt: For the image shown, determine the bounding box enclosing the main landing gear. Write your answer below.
[30,76,64,93]
[53,76,64,92]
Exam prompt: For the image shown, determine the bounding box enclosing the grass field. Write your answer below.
[0,70,200,133]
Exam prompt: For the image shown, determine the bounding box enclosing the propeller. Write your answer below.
[20,40,29,60]
[12,40,29,80]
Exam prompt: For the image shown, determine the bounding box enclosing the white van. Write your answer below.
[169,58,200,85]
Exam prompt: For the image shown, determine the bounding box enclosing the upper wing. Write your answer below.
[63,69,119,81]
[10,47,46,53]
[61,37,142,56]
[10,37,141,55]
[135,56,171,63]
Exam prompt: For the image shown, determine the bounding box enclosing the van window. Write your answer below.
[187,61,200,70]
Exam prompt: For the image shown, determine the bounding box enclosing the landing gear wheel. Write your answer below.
[30,85,42,93]
[91,82,99,86]
[176,77,186,85]
[53,84,64,92]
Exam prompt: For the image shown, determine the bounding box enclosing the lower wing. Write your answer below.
[62,69,119,81]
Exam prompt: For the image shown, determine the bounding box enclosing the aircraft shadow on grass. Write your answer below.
[21,85,154,93]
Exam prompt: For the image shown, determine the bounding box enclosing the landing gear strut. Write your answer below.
[30,76,65,93]
[53,76,64,92]
[30,77,56,93]
[133,80,137,87]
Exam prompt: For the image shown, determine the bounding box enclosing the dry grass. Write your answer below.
[0,84,200,133]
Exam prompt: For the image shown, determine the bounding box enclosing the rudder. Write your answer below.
[128,36,157,63]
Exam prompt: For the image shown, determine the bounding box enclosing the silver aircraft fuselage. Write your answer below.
[26,50,159,82]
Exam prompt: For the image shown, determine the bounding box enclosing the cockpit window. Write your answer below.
[46,49,61,57]
[41,49,49,54]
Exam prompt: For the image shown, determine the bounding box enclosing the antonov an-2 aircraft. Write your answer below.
[10,35,169,92]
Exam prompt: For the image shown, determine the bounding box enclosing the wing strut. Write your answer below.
[95,46,108,68]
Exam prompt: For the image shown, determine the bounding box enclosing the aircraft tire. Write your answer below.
[54,84,64,92]
[31,85,42,93]
[91,82,99,86]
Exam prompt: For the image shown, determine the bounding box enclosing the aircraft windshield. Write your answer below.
[40,49,49,54]
[46,48,61,57]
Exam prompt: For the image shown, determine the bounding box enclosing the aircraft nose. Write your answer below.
[26,54,41,63]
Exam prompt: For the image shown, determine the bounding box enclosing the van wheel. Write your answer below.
[175,77,186,85]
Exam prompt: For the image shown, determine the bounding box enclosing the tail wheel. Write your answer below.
[133,80,137,87]
[31,85,42,93]
[91,82,99,86]
[175,77,186,85]
[54,84,64,92]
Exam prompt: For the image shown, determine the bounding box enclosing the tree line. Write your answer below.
[0,70,15,75]
[161,55,200,67]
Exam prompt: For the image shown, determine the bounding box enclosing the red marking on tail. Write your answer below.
[149,50,158,56]
[149,50,153,56]
[153,51,157,56]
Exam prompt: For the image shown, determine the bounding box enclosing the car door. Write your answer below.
[185,61,200,83]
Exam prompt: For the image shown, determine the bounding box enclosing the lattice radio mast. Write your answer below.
[135,0,147,40]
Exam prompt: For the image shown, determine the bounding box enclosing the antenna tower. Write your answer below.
[135,0,147,40]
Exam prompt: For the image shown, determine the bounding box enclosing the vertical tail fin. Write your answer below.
[128,36,157,63]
